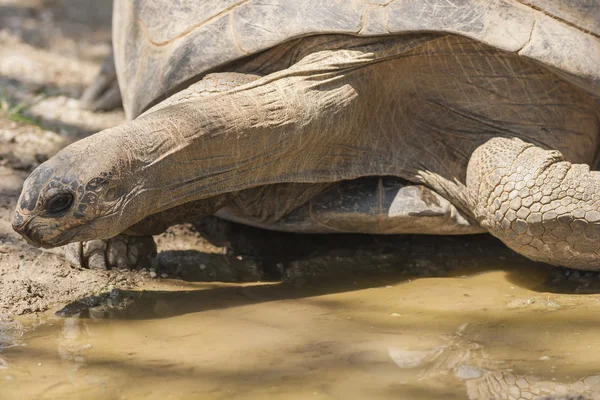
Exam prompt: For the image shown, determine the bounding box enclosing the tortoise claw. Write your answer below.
[63,235,156,270]
[64,241,84,268]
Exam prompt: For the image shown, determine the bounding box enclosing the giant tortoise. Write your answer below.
[11,0,600,270]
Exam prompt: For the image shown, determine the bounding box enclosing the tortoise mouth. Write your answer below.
[12,213,83,249]
[37,227,82,248]
[19,230,44,249]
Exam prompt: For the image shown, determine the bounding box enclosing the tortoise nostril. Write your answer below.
[12,216,41,247]
[12,212,34,238]
[11,212,25,231]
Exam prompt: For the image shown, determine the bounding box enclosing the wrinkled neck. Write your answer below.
[122,100,292,215]
[110,77,358,225]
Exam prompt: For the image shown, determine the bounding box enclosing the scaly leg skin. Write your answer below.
[64,235,156,270]
[468,137,600,270]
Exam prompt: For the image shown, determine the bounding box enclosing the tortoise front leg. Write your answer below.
[64,235,156,270]
[468,137,600,270]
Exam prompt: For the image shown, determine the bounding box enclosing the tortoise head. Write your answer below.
[12,139,136,248]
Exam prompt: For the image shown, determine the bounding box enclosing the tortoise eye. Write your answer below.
[46,192,74,214]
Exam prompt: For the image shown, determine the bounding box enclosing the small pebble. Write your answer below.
[149,271,157,278]
[160,273,168,278]
[539,356,550,361]
[199,264,206,270]
[5,375,13,381]
[390,313,401,317]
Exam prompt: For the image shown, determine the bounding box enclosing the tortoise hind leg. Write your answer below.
[79,50,122,112]
[467,137,600,270]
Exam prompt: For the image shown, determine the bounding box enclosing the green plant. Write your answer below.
[0,91,42,126]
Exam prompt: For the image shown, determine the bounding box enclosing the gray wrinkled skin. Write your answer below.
[11,0,600,271]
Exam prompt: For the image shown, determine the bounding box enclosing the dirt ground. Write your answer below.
[0,0,132,318]
[1,0,599,324]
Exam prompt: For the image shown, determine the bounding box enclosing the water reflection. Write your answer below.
[0,320,23,350]
[57,316,88,370]
[0,319,24,377]
[2,262,600,399]
[385,323,600,399]
[46,278,600,399]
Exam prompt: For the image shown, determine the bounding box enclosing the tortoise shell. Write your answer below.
[112,0,600,119]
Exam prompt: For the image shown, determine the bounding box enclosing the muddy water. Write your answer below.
[1,264,600,400]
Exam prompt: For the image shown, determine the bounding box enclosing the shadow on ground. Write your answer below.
[56,217,600,320]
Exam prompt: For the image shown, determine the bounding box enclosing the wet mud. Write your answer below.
[2,259,600,400]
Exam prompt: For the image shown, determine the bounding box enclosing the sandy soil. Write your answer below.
[0,0,191,319]
[0,0,142,318]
